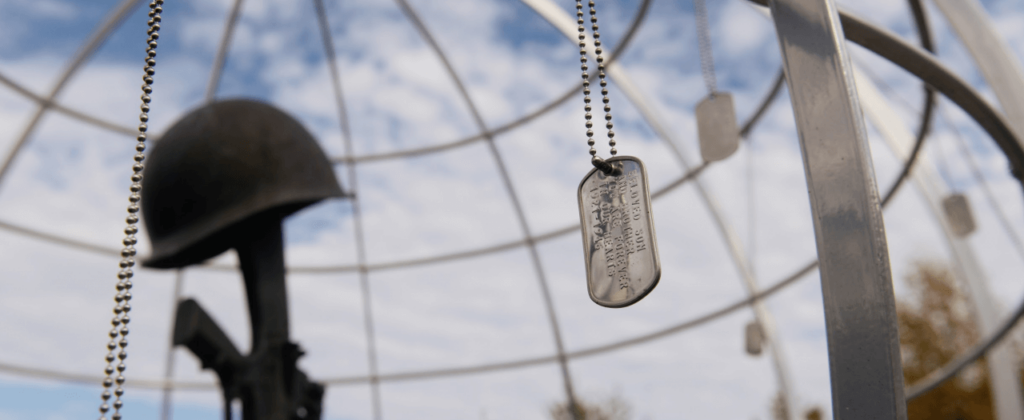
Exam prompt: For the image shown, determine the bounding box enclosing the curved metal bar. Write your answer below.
[0,71,137,136]
[331,0,648,165]
[739,69,784,138]
[932,0,1024,142]
[0,134,936,390]
[751,0,1024,403]
[906,284,1024,399]
[880,0,935,207]
[856,63,1024,418]
[0,160,707,272]
[313,1,384,417]
[0,0,648,167]
[0,0,142,190]
[522,0,803,416]
[205,0,245,103]
[0,68,776,277]
[392,0,581,412]
[0,258,818,390]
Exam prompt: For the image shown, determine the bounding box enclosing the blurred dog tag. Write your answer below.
[745,321,764,356]
[696,92,739,162]
[578,156,661,308]
[943,193,977,237]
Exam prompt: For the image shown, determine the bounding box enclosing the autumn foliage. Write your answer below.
[898,262,996,420]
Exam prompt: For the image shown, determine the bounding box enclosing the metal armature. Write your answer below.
[6,1,1024,419]
[391,0,582,415]
[768,0,906,419]
[853,66,1024,419]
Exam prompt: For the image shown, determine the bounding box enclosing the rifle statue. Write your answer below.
[141,99,347,419]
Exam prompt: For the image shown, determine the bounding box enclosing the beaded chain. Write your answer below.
[693,0,717,96]
[98,2,163,419]
[577,0,617,169]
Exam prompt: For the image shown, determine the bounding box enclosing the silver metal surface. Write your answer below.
[942,193,977,238]
[578,156,661,307]
[696,93,739,162]
[767,0,906,418]
[745,321,764,356]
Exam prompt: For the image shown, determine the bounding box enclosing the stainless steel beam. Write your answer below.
[767,0,905,418]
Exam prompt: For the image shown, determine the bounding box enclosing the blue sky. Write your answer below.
[0,0,1023,419]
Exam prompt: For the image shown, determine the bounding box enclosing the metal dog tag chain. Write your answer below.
[576,0,660,308]
[693,0,739,163]
[97,2,164,419]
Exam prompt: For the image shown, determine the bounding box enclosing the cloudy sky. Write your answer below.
[0,0,1023,419]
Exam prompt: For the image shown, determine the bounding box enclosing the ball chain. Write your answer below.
[578,0,617,170]
[98,2,162,419]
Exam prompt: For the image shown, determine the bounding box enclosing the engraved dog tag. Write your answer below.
[578,156,661,308]
[696,92,739,162]
[943,193,977,238]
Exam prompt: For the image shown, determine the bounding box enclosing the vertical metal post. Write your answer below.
[767,0,906,418]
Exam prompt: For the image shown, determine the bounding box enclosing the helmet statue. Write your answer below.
[141,98,345,268]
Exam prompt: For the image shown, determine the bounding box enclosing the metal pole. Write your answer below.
[766,0,906,418]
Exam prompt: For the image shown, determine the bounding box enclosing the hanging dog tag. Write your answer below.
[696,92,739,162]
[943,193,977,238]
[745,321,764,356]
[578,156,661,308]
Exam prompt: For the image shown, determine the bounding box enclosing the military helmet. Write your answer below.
[141,99,345,268]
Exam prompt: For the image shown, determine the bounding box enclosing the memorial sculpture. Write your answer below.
[140,99,346,419]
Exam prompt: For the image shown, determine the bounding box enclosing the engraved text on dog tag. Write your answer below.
[578,156,661,308]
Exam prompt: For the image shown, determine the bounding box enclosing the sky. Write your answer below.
[0,0,1023,419]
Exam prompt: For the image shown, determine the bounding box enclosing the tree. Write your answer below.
[549,395,632,420]
[897,261,994,419]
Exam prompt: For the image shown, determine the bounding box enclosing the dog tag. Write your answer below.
[696,92,739,162]
[943,193,977,238]
[578,156,661,308]
[745,321,764,356]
